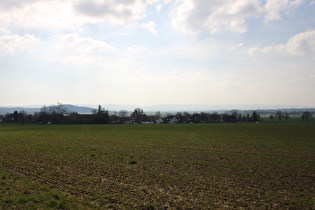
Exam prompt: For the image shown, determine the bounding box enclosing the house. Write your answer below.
[156,118,163,124]
[169,117,178,124]
[141,116,163,124]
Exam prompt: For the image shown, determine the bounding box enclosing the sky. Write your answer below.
[0,0,315,108]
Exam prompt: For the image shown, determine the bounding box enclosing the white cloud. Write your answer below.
[0,0,305,35]
[0,1,81,31]
[286,30,315,56]
[0,33,39,55]
[3,0,302,35]
[0,0,40,10]
[141,21,158,35]
[74,0,146,23]
[171,0,303,34]
[56,34,114,53]
[73,0,167,25]
[51,34,115,64]
[0,0,314,107]
[0,0,164,31]
[249,30,315,58]
[170,0,196,34]
[264,0,302,20]
[230,43,244,50]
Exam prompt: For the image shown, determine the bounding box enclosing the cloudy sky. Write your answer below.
[0,0,314,108]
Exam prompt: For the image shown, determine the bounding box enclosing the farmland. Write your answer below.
[0,123,314,209]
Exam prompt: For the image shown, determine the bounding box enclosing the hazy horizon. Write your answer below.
[1,103,314,111]
[1,1,314,107]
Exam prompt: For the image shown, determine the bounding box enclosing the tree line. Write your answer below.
[268,110,312,123]
[0,104,313,124]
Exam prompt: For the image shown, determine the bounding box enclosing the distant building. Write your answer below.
[169,117,178,124]
[155,118,163,124]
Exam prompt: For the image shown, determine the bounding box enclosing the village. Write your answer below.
[1,104,265,124]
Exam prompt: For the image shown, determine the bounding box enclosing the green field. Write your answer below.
[0,123,314,209]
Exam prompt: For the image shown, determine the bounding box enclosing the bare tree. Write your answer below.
[210,112,221,122]
[132,108,146,123]
[155,111,161,118]
[91,109,97,115]
[118,110,128,118]
[284,112,290,123]
[251,111,260,122]
[175,112,183,122]
[94,105,109,124]
[19,110,28,124]
[132,108,145,117]
[301,111,312,123]
[39,105,48,124]
[275,111,284,123]
[38,103,68,124]
[49,103,68,124]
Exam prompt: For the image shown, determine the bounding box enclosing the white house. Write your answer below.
[169,117,178,124]
[156,118,163,124]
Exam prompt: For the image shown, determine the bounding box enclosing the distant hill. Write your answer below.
[62,104,95,114]
[0,107,40,115]
[102,104,315,112]
[0,105,94,115]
